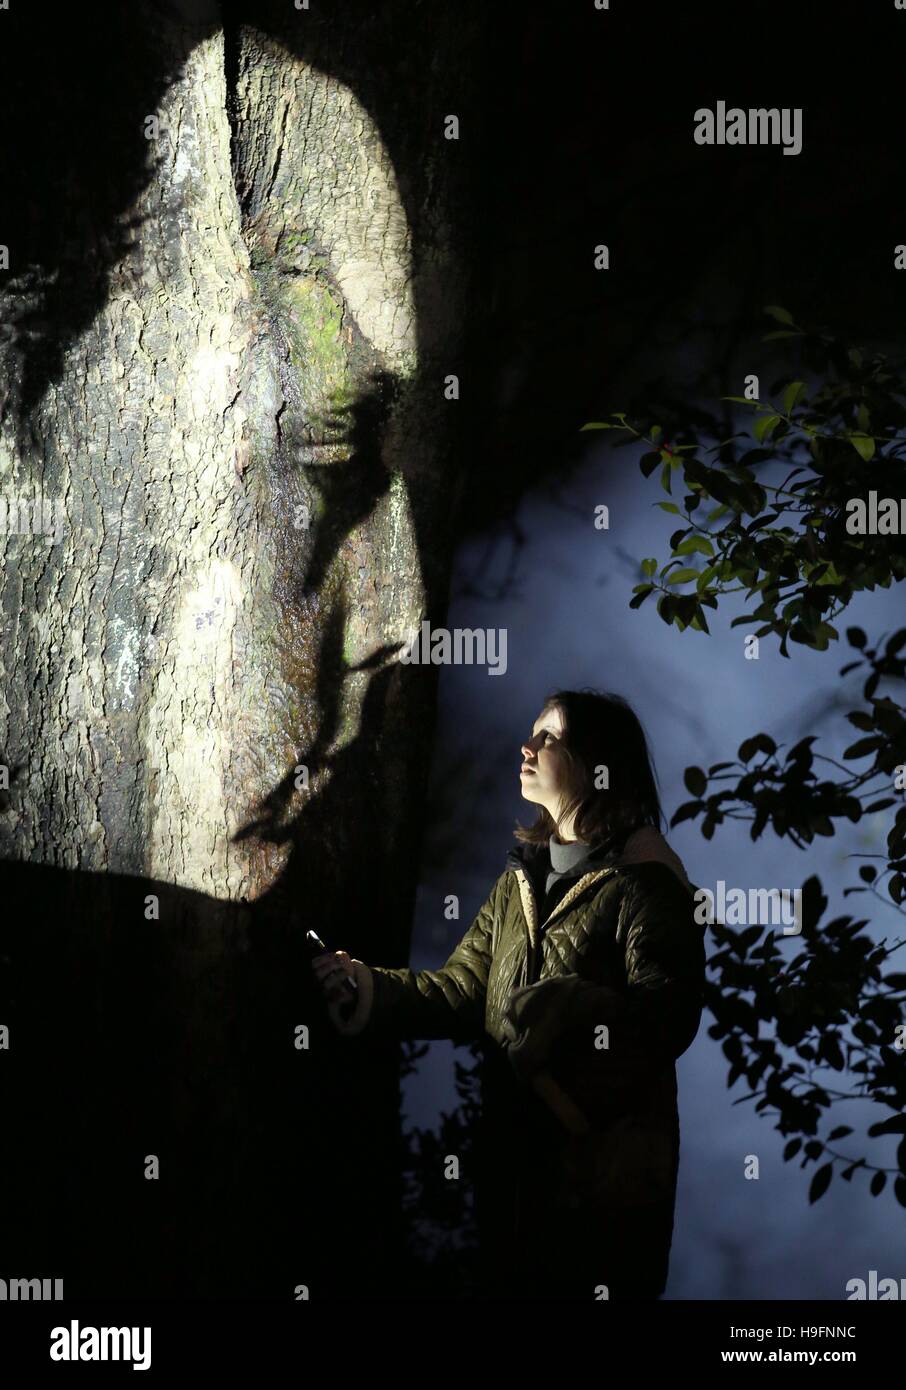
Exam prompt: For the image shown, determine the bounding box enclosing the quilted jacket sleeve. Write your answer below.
[339,873,503,1044]
[546,864,706,1123]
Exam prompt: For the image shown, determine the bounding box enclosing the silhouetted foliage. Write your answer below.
[396,1039,482,1295]
[586,309,906,1206]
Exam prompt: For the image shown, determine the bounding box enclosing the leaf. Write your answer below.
[684,766,707,796]
[744,512,780,534]
[820,1033,845,1067]
[870,1171,887,1197]
[843,737,882,760]
[764,304,794,325]
[738,449,775,469]
[580,422,618,431]
[641,557,657,578]
[897,1137,906,1177]
[675,534,715,558]
[867,1115,906,1137]
[629,587,654,610]
[724,1061,743,1088]
[656,594,675,626]
[655,501,681,514]
[665,567,701,585]
[808,1163,833,1203]
[848,432,875,462]
[753,413,781,443]
[827,1126,853,1141]
[738,735,770,762]
[782,381,807,413]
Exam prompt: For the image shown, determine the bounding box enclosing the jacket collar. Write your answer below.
[505,837,616,865]
[505,826,691,950]
[506,838,623,951]
[505,835,624,891]
[505,826,691,889]
[510,862,619,951]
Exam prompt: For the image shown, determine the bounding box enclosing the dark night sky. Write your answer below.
[463,0,906,536]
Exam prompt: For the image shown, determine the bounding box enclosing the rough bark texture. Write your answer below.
[0,0,485,1296]
[0,7,471,899]
[1,23,267,893]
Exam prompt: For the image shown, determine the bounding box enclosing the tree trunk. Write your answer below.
[0,0,485,1296]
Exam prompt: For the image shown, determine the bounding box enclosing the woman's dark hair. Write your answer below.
[514,687,665,853]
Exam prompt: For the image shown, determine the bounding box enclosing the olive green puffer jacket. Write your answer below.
[335,827,707,1300]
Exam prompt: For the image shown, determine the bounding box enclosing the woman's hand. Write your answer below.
[311,950,374,1034]
[501,975,586,1081]
[311,949,357,1004]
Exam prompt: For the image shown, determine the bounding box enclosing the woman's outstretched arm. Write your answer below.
[329,873,503,1043]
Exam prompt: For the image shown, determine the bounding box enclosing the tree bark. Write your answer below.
[0,0,485,1296]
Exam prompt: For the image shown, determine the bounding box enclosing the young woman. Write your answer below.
[312,688,707,1301]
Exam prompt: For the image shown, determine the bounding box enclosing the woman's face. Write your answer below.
[520,704,584,818]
